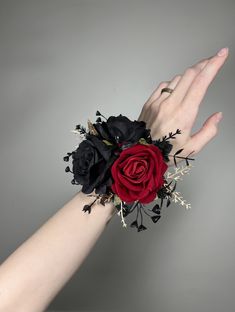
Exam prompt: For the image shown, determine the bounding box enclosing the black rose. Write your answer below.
[94,114,151,144]
[72,134,117,194]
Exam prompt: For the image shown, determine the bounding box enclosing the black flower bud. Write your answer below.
[63,156,69,162]
[83,204,91,214]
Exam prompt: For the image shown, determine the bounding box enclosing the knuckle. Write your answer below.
[149,101,159,112]
[159,81,169,88]
[163,96,174,106]
[194,146,201,154]
[158,101,171,116]
[143,98,151,108]
[195,58,208,70]
[174,74,181,80]
[143,101,150,110]
[193,72,207,85]
[185,67,197,76]
[211,125,218,137]
[171,75,181,83]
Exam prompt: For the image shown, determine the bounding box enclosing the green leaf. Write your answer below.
[139,138,148,145]
[102,139,113,146]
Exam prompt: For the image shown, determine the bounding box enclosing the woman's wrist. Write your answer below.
[76,190,116,224]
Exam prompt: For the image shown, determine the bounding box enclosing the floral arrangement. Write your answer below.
[63,111,195,232]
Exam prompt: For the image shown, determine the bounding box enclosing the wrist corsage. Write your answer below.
[63,111,195,232]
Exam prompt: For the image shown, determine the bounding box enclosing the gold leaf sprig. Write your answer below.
[171,191,191,209]
[166,163,193,182]
[117,201,128,228]
[87,119,99,136]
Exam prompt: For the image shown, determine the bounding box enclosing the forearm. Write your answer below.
[0,190,116,312]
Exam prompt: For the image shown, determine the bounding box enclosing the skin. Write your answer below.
[0,47,229,312]
[138,46,228,165]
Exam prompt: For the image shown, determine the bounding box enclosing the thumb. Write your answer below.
[186,111,223,155]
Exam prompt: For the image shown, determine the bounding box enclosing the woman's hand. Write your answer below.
[137,47,229,166]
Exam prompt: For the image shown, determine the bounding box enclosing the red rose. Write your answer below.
[111,143,168,204]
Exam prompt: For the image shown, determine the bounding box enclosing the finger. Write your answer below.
[181,48,229,110]
[166,57,211,105]
[144,74,182,126]
[146,74,182,122]
[138,55,211,122]
[137,81,169,121]
[146,81,170,106]
[158,74,182,102]
[185,111,223,155]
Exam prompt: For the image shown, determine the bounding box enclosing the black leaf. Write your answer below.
[151,215,161,223]
[174,156,177,167]
[174,148,184,156]
[124,208,132,217]
[96,117,102,122]
[152,203,160,213]
[186,158,189,166]
[166,198,171,207]
[166,180,173,187]
[96,110,101,116]
[138,224,147,232]
[130,220,138,228]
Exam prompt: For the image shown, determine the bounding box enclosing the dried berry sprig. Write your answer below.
[83,192,114,213]
[161,129,181,141]
[75,124,87,135]
[129,203,147,232]
[96,110,108,121]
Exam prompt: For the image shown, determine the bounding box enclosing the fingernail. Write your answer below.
[217,47,229,56]
[215,112,223,123]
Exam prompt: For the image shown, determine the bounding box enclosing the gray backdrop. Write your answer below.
[0,0,234,311]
